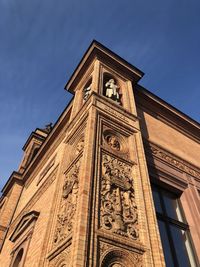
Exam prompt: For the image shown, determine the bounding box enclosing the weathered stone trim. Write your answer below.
[145,141,200,180]
[9,166,59,234]
[37,155,56,185]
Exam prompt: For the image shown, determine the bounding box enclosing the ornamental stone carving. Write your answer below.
[148,143,200,179]
[103,130,128,157]
[105,135,120,151]
[54,162,80,244]
[100,248,142,267]
[75,137,84,156]
[100,154,139,239]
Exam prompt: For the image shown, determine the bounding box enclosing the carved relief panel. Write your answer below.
[100,154,139,240]
[54,161,81,245]
[102,128,129,159]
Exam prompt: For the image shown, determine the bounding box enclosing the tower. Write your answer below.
[1,40,200,267]
[48,41,165,266]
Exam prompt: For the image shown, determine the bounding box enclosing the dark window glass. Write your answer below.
[158,220,175,267]
[151,185,197,267]
[162,191,183,222]
[13,248,23,267]
[170,224,191,267]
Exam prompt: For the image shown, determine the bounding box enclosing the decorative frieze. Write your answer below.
[147,143,200,180]
[100,154,139,240]
[54,162,80,245]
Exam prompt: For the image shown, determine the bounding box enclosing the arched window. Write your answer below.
[12,248,24,267]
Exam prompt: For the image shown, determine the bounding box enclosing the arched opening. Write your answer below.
[12,248,24,267]
[100,249,140,267]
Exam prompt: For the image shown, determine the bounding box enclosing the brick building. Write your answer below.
[0,41,199,267]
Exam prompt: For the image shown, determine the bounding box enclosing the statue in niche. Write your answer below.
[83,84,91,100]
[105,79,120,103]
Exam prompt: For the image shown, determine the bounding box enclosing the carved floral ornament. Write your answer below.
[100,154,139,240]
[54,162,80,245]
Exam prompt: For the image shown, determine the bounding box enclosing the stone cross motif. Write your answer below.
[105,79,120,103]
[100,154,139,239]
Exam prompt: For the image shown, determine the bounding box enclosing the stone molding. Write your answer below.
[8,166,58,235]
[37,155,56,185]
[145,141,200,181]
[99,241,143,267]
[9,210,39,242]
[47,237,72,262]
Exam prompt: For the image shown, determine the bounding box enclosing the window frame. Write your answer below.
[152,183,197,267]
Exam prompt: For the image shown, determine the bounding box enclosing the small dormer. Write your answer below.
[18,124,53,173]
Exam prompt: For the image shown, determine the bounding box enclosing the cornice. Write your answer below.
[21,100,73,185]
[1,171,23,196]
[22,131,46,151]
[65,40,144,93]
[144,140,200,181]
[135,86,200,144]
[8,166,58,235]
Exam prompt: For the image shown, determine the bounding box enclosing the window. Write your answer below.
[152,184,197,267]
[9,211,39,267]
[12,248,24,267]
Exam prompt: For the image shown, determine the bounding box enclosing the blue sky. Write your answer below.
[0,0,200,190]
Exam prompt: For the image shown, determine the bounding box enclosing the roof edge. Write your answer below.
[65,40,144,92]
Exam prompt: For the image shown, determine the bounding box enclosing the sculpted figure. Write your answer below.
[105,79,120,103]
[106,135,120,151]
[83,85,91,100]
